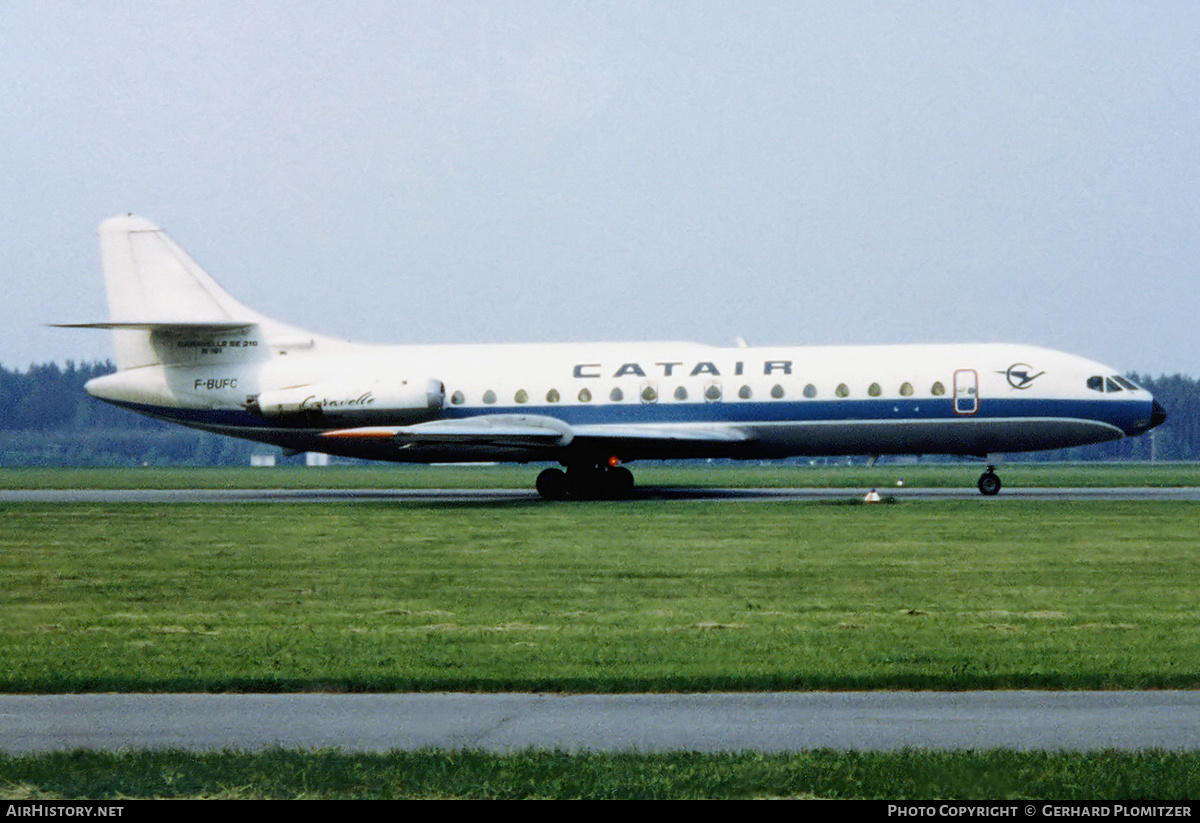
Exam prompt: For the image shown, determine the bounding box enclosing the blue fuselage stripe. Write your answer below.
[108,396,1152,435]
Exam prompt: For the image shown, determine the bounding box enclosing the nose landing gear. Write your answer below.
[977,467,1002,496]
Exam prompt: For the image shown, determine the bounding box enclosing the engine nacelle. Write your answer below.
[251,378,444,423]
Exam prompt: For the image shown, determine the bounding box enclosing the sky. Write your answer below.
[2,1,1197,375]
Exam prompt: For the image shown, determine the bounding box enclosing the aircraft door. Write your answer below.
[954,369,978,415]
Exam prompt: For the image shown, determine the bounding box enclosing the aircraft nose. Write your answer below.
[1150,399,1168,429]
[1127,399,1168,436]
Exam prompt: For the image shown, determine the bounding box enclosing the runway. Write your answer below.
[2,691,1199,754]
[3,486,1200,503]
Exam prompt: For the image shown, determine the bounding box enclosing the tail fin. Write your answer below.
[57,215,292,369]
[97,215,262,328]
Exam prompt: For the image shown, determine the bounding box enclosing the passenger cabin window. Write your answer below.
[483,390,497,404]
[738,385,752,399]
[931,382,946,396]
[836,383,850,398]
[773,384,786,399]
[451,390,465,405]
[705,384,722,402]
[514,389,528,404]
[803,384,816,398]
[674,386,688,401]
[578,388,592,402]
[546,388,560,403]
[642,386,658,403]
[868,383,882,397]
[900,382,914,397]
[610,387,624,402]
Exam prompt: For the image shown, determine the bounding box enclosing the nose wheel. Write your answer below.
[977,467,1002,496]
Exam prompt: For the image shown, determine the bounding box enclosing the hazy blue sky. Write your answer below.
[3,2,1197,375]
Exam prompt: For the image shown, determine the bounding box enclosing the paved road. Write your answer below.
[3,487,1199,503]
[2,692,1198,754]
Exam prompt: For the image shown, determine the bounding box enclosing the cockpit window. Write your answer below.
[1089,375,1137,393]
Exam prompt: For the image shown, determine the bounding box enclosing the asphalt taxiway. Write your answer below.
[3,691,1200,754]
[2,486,1199,503]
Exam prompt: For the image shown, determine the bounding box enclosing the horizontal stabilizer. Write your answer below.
[51,321,257,332]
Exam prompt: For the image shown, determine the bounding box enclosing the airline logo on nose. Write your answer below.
[999,363,1045,390]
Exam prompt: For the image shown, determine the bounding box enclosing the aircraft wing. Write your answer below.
[566,422,757,460]
[321,416,756,453]
[321,415,574,448]
[569,423,755,445]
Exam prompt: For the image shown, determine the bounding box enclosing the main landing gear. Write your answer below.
[536,462,635,501]
[977,466,1002,496]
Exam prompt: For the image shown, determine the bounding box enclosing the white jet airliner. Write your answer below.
[59,215,1166,499]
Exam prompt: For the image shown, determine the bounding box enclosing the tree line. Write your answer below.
[0,360,1196,467]
[0,361,260,466]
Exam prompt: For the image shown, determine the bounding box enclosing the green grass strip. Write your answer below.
[2,499,1198,693]
[2,749,1199,799]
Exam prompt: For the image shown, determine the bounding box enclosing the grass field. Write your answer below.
[1,496,1197,692]
[2,466,1197,799]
